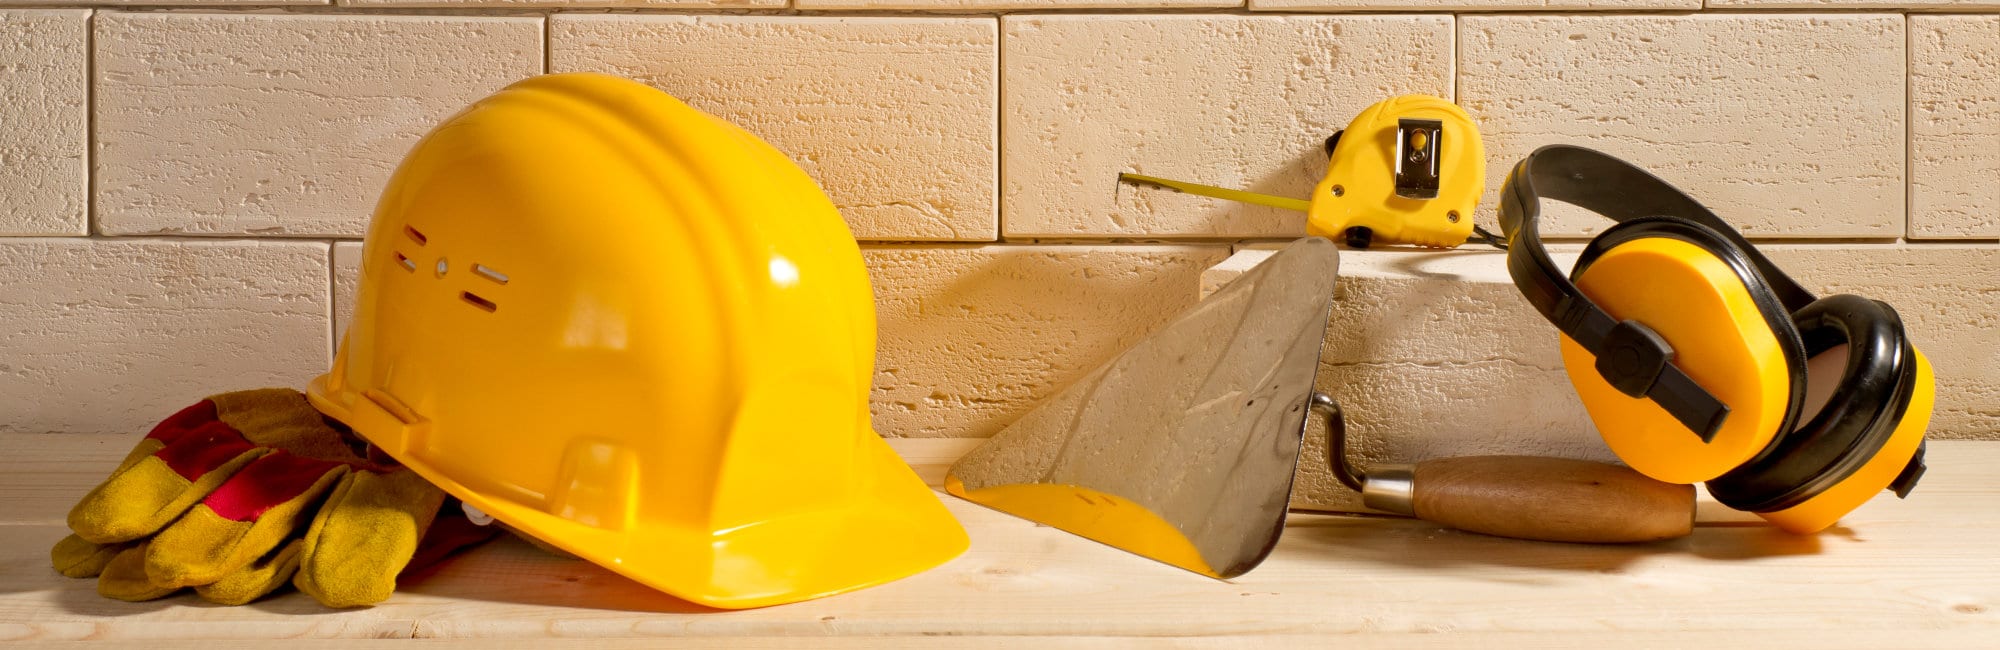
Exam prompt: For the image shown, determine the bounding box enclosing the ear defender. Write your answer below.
[1564,216,1809,484]
[1496,145,1930,534]
[1706,296,1934,533]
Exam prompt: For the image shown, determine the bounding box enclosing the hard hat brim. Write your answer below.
[307,376,969,609]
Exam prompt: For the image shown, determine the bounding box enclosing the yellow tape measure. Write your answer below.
[1120,95,1485,249]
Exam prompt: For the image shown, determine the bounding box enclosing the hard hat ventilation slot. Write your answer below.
[461,291,498,313]
[404,226,428,246]
[472,264,510,285]
[393,252,417,273]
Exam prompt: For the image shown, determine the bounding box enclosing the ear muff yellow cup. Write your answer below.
[1496,145,1930,534]
[1565,216,1807,483]
[307,73,968,608]
[1708,295,1933,533]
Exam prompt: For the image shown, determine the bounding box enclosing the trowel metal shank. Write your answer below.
[945,237,1340,579]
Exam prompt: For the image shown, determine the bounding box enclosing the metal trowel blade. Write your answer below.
[945,237,1339,579]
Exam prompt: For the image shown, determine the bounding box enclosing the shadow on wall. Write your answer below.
[869,245,1227,440]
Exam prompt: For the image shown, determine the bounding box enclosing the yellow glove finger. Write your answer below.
[67,399,273,544]
[52,534,132,579]
[144,453,350,589]
[98,541,181,602]
[193,539,305,606]
[294,469,447,608]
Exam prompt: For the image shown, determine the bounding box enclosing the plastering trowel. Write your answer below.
[945,237,1340,579]
[946,236,1696,576]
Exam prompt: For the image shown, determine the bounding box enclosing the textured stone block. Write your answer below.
[800,0,1233,10]
[1003,15,1453,239]
[1910,16,2000,239]
[867,245,1227,438]
[348,0,771,6]
[95,13,543,236]
[1710,0,2000,7]
[1459,15,1905,238]
[0,240,330,435]
[0,10,87,236]
[0,0,323,5]
[1207,245,1582,367]
[1252,0,1692,10]
[552,16,998,242]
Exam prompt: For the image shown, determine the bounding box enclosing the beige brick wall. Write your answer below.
[2,7,1995,458]
[551,15,999,241]
[1460,14,1906,238]
[95,13,543,237]
[1912,15,2000,238]
[1004,14,1454,239]
[0,239,329,435]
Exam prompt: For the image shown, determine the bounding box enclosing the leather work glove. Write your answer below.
[50,389,497,607]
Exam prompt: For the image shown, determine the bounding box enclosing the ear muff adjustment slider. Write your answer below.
[1597,320,1675,398]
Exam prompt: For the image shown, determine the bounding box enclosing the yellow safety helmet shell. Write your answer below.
[307,73,967,609]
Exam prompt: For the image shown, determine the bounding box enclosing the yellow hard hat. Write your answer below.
[307,73,968,609]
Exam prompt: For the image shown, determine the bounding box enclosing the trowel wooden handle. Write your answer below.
[1411,455,1695,544]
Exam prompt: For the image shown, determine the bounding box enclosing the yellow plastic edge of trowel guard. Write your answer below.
[1306,94,1484,249]
[945,476,1216,578]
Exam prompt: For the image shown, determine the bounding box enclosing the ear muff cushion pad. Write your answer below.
[1708,295,1917,512]
[1562,217,1807,484]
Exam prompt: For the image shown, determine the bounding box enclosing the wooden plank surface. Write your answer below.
[0,630,1982,650]
[1,433,1995,646]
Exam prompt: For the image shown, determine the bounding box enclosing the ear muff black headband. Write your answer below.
[1708,295,1923,511]
[1496,145,1816,441]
